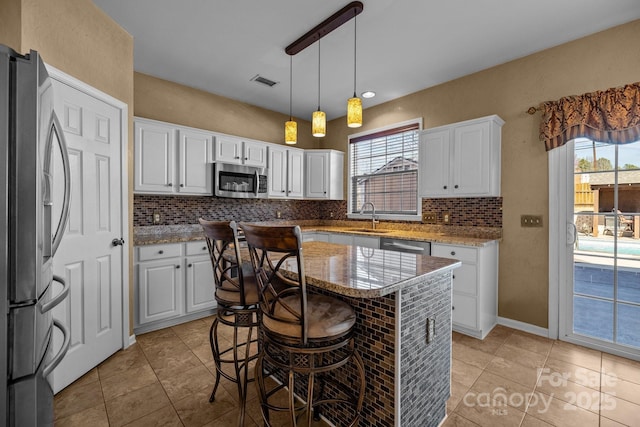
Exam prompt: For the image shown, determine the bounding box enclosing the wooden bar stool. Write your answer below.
[199,219,260,427]
[239,222,366,427]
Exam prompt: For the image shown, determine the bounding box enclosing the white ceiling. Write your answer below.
[93,0,640,121]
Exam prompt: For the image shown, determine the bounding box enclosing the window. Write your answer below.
[349,120,421,218]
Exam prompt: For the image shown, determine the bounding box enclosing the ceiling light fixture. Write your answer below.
[347,15,362,128]
[285,2,364,137]
[361,91,375,98]
[312,39,326,137]
[285,56,297,144]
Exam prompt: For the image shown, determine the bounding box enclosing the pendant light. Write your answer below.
[284,56,297,144]
[347,15,362,128]
[312,37,326,137]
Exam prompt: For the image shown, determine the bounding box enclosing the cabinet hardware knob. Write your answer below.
[452,306,455,310]
[188,263,192,267]
[167,183,173,186]
[234,156,240,159]
[324,191,327,194]
[443,185,447,189]
[282,190,285,193]
[180,184,184,187]
[202,246,207,250]
[454,184,459,189]
[244,157,248,160]
[159,250,164,254]
[451,251,456,256]
[176,265,180,269]
[453,275,456,279]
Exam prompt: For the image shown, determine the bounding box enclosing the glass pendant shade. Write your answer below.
[312,110,326,137]
[347,96,362,128]
[285,120,297,144]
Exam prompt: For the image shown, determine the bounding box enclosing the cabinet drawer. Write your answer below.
[138,244,182,261]
[452,263,477,295]
[185,240,209,256]
[431,244,477,264]
[452,293,477,329]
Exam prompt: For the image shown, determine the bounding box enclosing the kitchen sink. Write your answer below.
[348,228,391,234]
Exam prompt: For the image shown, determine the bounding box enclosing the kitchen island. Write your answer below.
[280,241,460,427]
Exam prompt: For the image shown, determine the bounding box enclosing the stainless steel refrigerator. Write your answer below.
[1,45,71,425]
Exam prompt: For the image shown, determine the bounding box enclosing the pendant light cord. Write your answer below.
[317,37,321,111]
[289,56,293,120]
[353,15,357,98]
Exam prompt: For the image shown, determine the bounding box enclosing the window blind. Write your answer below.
[349,122,420,215]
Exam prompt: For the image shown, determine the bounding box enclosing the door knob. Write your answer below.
[111,238,125,247]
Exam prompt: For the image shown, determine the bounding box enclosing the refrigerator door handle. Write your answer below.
[43,319,70,378]
[40,275,69,314]
[50,113,71,257]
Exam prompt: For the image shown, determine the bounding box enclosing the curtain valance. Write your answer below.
[540,82,640,151]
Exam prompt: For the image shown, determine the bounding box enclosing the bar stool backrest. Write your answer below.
[239,223,310,344]
[199,218,247,306]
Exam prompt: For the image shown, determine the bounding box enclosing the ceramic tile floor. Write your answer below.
[54,318,640,426]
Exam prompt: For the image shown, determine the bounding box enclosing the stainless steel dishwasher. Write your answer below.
[379,237,431,255]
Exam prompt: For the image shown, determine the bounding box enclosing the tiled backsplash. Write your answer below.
[134,195,502,228]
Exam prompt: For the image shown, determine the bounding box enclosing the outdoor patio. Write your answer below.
[573,235,640,348]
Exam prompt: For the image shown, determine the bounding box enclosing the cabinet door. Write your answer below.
[214,135,242,164]
[134,120,176,193]
[178,129,213,194]
[287,149,304,198]
[243,140,267,168]
[452,293,477,329]
[268,145,287,197]
[137,259,183,325]
[452,121,491,196]
[305,151,329,198]
[185,256,216,313]
[419,129,450,197]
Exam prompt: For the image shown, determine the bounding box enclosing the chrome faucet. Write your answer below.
[360,202,379,230]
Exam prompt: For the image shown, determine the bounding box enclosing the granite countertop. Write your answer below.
[250,241,461,298]
[134,222,500,247]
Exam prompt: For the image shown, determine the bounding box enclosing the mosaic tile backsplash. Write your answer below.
[134,195,502,228]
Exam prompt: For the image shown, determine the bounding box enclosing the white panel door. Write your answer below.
[50,79,124,393]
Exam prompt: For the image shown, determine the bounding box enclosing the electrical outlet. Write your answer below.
[521,215,543,227]
[443,212,451,224]
[153,212,161,224]
[423,213,437,224]
[276,210,282,219]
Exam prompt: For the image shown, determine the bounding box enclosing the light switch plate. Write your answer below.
[521,215,543,227]
[423,213,437,224]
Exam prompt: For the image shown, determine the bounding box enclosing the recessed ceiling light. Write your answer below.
[361,91,375,98]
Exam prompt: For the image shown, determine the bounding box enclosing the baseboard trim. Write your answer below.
[128,334,137,347]
[497,316,549,338]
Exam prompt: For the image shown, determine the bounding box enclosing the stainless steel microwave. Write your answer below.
[214,163,268,198]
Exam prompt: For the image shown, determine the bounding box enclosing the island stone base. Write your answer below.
[307,269,452,427]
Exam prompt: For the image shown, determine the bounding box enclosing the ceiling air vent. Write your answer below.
[250,74,278,87]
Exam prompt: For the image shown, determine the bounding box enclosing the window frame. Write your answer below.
[347,118,423,221]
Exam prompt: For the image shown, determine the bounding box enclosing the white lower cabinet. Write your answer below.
[431,241,498,339]
[303,232,378,249]
[135,241,216,333]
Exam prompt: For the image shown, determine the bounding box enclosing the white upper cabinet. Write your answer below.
[213,134,267,168]
[268,144,304,198]
[419,115,503,198]
[305,150,344,200]
[134,118,213,195]
[134,119,176,194]
[178,128,213,194]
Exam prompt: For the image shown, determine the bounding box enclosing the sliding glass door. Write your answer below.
[552,138,640,359]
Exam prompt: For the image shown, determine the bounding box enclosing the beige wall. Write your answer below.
[1,0,135,332]
[323,19,640,328]
[134,72,318,149]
